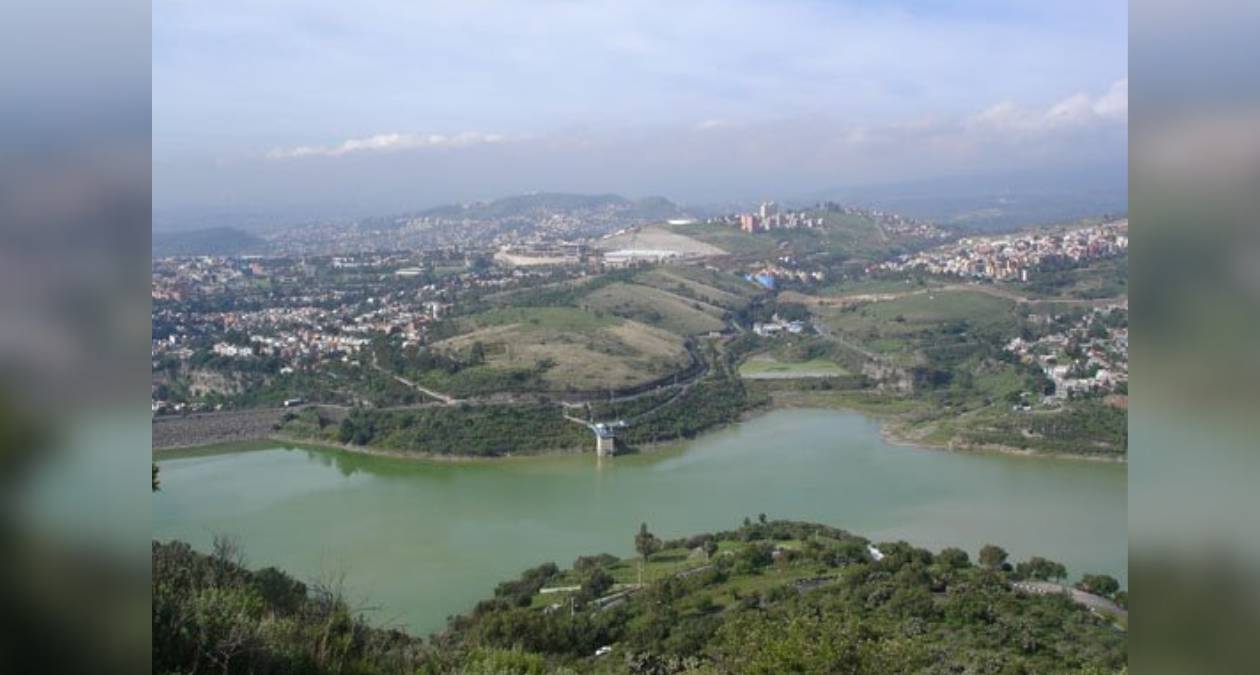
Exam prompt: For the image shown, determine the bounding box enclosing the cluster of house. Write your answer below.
[878,220,1128,282]
[752,315,808,337]
[744,256,830,290]
[1005,306,1129,403]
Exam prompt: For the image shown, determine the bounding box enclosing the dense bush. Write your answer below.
[313,404,590,456]
[152,539,432,674]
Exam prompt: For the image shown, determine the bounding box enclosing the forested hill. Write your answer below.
[153,519,1126,674]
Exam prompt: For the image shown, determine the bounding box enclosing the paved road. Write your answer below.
[1013,581,1128,621]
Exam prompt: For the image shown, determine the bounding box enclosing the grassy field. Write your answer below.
[634,268,752,311]
[738,354,848,379]
[819,289,1018,341]
[582,282,727,335]
[434,306,689,391]
[663,265,764,299]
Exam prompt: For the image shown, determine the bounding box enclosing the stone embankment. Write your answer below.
[154,405,353,450]
[153,408,286,450]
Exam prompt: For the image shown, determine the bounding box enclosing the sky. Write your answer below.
[153,0,1127,227]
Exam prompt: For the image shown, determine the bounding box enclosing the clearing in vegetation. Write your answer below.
[738,354,848,379]
[634,268,754,311]
[434,306,690,391]
[582,282,727,336]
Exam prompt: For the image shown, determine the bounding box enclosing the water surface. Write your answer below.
[154,408,1126,634]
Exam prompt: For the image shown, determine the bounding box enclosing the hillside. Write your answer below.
[431,306,691,392]
[777,285,1128,457]
[668,209,911,262]
[154,520,1127,674]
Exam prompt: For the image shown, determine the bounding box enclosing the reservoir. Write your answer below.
[153,408,1126,634]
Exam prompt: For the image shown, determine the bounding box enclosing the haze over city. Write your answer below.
[154,0,1127,227]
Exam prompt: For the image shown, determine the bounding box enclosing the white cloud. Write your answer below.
[1092,78,1128,121]
[695,119,731,131]
[266,131,506,159]
[969,79,1127,136]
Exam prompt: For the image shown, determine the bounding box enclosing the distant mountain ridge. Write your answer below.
[804,164,1128,232]
[414,192,683,221]
[152,226,266,258]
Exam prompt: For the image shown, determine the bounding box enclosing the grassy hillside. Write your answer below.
[635,268,757,311]
[669,211,903,261]
[583,283,728,336]
[576,266,760,338]
[432,307,690,392]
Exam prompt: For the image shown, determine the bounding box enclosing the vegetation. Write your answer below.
[616,373,767,447]
[800,288,1127,457]
[1016,255,1127,300]
[670,210,912,262]
[153,537,431,674]
[738,355,848,379]
[283,404,590,457]
[428,307,691,393]
[950,401,1128,456]
[154,519,1126,674]
[583,282,727,336]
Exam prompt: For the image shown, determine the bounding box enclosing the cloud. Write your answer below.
[969,79,1127,135]
[266,131,506,159]
[695,119,731,131]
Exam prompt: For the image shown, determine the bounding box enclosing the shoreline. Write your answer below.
[154,430,685,464]
[756,392,1127,464]
[153,394,1125,466]
[874,418,1128,464]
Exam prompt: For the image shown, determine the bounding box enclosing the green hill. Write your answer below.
[154,519,1126,674]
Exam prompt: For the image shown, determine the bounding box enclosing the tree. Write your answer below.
[580,568,614,601]
[1015,556,1067,582]
[937,547,970,570]
[635,523,660,585]
[470,341,487,366]
[1076,574,1120,598]
[978,544,1008,570]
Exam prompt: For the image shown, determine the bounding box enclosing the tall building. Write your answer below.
[758,201,777,220]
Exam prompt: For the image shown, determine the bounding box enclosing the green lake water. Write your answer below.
[153,408,1126,634]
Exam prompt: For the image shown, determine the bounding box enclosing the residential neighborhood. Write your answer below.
[878,219,1127,281]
